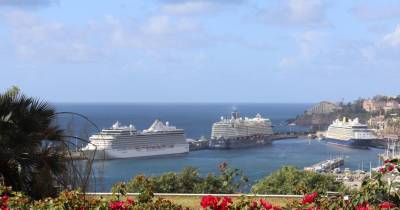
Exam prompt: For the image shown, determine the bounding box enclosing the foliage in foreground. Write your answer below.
[0,86,70,199]
[0,185,187,210]
[112,162,249,194]
[1,159,400,209]
[251,165,347,194]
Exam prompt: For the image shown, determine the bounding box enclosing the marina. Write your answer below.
[378,139,400,160]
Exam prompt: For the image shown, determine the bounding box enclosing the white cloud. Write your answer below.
[382,25,400,47]
[107,14,208,50]
[362,25,400,62]
[0,9,213,63]
[351,3,400,21]
[258,0,328,27]
[278,31,326,68]
[2,10,104,62]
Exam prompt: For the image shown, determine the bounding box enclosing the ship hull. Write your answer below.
[324,138,372,149]
[209,135,272,149]
[82,144,189,160]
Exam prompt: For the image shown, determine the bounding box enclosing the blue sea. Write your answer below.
[54,103,383,191]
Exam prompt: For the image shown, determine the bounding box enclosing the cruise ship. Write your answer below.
[81,119,189,159]
[324,117,376,149]
[209,111,274,149]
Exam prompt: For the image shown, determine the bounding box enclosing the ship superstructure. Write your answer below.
[209,111,273,149]
[325,117,376,149]
[82,120,189,159]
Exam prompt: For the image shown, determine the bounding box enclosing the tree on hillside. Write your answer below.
[0,86,69,199]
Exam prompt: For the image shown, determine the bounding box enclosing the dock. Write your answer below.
[304,157,344,173]
[187,133,299,151]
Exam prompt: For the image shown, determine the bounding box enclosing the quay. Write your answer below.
[187,133,299,151]
[304,157,344,173]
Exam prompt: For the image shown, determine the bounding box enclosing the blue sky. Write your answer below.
[0,0,400,103]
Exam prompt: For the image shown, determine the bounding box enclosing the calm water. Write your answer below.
[54,103,383,191]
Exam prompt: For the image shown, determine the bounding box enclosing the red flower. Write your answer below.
[260,198,272,209]
[273,207,282,210]
[356,202,371,210]
[379,201,395,209]
[379,167,386,174]
[387,165,395,172]
[301,192,318,205]
[1,195,9,204]
[201,195,219,209]
[201,196,232,210]
[384,159,390,164]
[126,198,134,205]
[250,200,258,209]
[219,197,233,210]
[109,200,125,210]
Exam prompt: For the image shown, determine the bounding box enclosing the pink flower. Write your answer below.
[260,198,272,209]
[379,201,395,209]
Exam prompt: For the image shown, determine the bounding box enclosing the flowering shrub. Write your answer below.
[287,159,400,210]
[200,195,282,210]
[0,185,187,210]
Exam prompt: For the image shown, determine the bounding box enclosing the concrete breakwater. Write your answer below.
[304,157,344,173]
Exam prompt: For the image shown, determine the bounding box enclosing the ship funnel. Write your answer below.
[231,111,240,119]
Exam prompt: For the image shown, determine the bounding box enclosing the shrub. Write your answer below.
[251,165,346,194]
[114,162,249,194]
[0,185,189,210]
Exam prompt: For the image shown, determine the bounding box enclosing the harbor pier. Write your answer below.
[304,157,344,173]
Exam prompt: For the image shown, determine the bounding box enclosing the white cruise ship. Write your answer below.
[82,119,189,159]
[210,111,273,149]
[325,117,376,149]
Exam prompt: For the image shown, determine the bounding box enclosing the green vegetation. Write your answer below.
[251,166,346,194]
[0,86,70,199]
[112,163,249,194]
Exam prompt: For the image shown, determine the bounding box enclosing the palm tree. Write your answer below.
[0,86,68,199]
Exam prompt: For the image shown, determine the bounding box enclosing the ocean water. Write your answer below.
[54,103,383,191]
[55,103,312,139]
